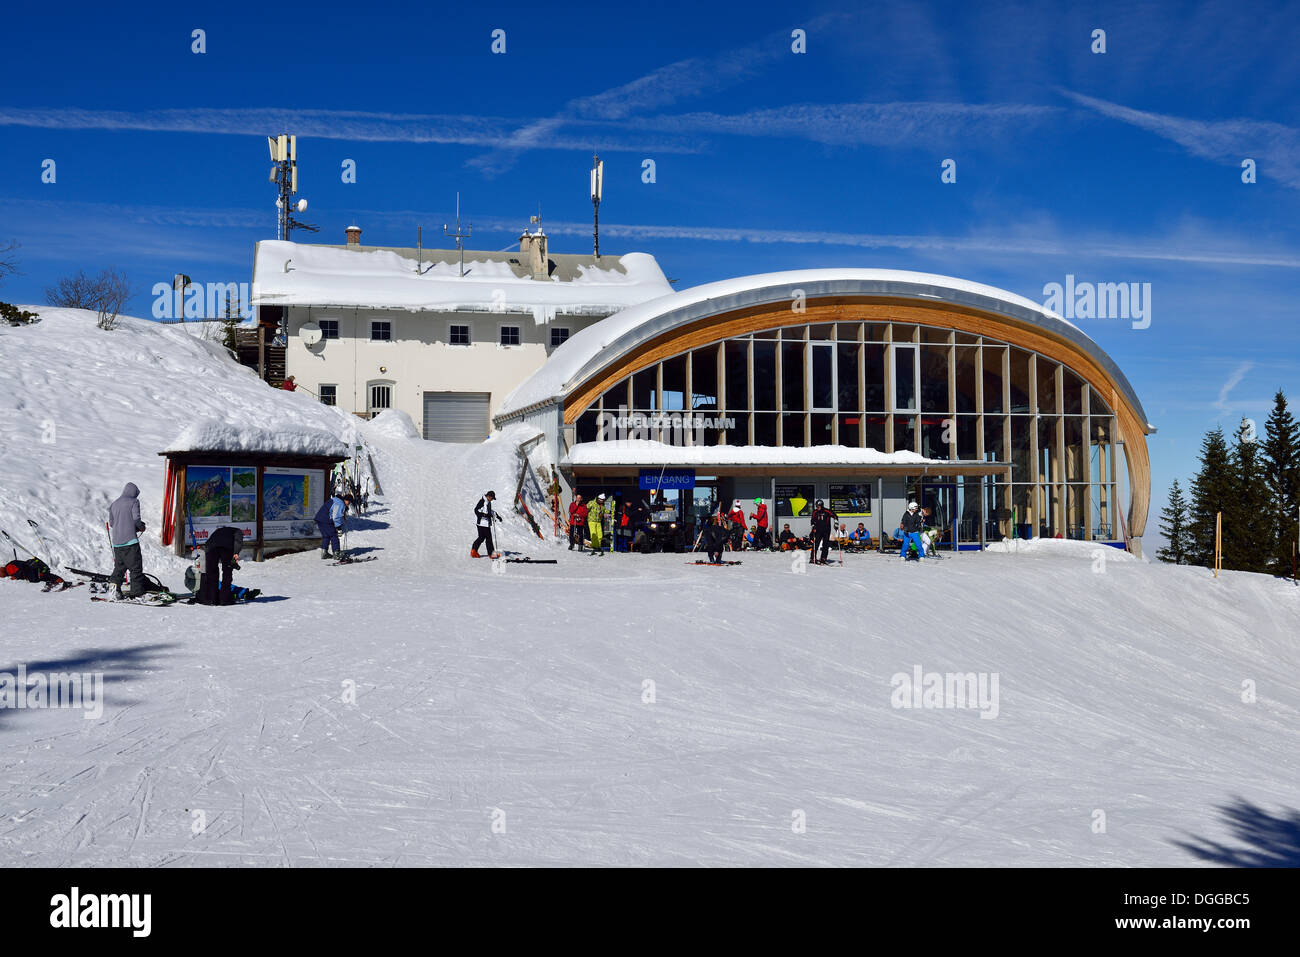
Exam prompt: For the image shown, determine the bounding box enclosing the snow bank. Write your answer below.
[164,420,350,457]
[566,439,938,466]
[0,307,358,574]
[985,537,1139,562]
[365,408,421,440]
[252,241,673,318]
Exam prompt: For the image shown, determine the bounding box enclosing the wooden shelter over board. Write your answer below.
[158,420,348,560]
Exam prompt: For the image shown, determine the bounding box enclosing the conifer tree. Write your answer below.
[1188,427,1233,567]
[1263,390,1299,573]
[1155,479,1191,564]
[1226,418,1271,573]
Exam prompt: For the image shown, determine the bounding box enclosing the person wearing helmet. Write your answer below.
[471,491,501,559]
[898,500,926,560]
[588,493,608,554]
[748,497,771,549]
[809,498,838,564]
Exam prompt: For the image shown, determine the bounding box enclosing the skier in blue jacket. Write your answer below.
[898,501,926,560]
[315,493,349,559]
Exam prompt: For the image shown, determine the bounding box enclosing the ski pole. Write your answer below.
[0,528,40,561]
[27,519,57,570]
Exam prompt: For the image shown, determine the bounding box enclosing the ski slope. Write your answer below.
[2,309,1299,866]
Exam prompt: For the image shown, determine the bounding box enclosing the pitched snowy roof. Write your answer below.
[250,240,673,320]
[496,268,1150,427]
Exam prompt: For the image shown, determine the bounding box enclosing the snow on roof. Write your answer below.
[251,240,673,320]
[497,268,1148,424]
[163,419,350,457]
[565,440,944,468]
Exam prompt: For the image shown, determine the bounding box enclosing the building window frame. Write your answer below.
[370,320,392,342]
[448,323,471,346]
[499,324,522,347]
[318,318,339,340]
[318,384,337,407]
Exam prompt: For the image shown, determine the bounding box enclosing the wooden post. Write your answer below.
[255,465,265,562]
[257,323,266,382]
[174,464,188,557]
[1214,510,1222,578]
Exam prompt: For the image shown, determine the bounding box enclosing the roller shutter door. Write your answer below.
[423,392,490,442]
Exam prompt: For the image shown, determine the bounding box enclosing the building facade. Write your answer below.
[496,269,1154,554]
[251,228,672,441]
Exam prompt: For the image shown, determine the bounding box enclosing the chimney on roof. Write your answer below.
[519,229,549,279]
[346,224,362,246]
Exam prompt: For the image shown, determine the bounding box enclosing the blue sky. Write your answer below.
[2,0,1298,539]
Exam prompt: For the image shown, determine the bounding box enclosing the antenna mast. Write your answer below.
[443,193,472,277]
[590,154,603,259]
[267,133,317,240]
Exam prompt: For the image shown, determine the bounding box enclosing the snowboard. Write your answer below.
[90,591,178,606]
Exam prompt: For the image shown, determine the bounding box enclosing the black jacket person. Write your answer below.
[701,517,730,564]
[198,525,244,606]
[809,500,838,563]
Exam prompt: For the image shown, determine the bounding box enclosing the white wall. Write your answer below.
[284,307,601,432]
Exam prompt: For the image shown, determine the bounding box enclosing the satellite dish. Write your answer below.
[300,322,322,346]
[297,198,308,212]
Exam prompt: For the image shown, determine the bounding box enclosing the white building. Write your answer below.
[251,226,672,441]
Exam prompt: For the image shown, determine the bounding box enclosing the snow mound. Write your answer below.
[363,408,421,440]
[985,537,1139,562]
[0,307,358,575]
[165,419,350,457]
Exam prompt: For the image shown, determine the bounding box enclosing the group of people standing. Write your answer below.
[565,492,615,554]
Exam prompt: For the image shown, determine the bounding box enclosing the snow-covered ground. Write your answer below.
[2,309,1298,866]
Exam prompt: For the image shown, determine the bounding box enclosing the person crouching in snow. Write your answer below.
[587,493,607,554]
[471,491,501,559]
[107,481,148,599]
[198,525,243,605]
[315,491,349,559]
[702,515,730,564]
[898,501,926,560]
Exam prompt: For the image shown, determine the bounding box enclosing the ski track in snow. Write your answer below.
[2,310,1300,866]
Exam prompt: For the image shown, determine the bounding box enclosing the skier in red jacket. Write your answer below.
[727,500,747,550]
[568,494,589,552]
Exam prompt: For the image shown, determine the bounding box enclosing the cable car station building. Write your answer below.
[496,270,1154,555]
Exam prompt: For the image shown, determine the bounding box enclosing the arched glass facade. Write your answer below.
[572,320,1119,541]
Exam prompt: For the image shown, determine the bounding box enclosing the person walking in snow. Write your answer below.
[107,481,148,599]
[587,493,608,554]
[898,501,926,560]
[727,500,747,550]
[568,494,588,551]
[809,499,838,564]
[471,491,501,559]
[315,491,348,559]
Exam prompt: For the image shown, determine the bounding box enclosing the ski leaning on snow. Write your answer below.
[688,560,743,566]
[332,554,378,566]
[505,558,557,564]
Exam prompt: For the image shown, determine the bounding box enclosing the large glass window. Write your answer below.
[920,344,950,413]
[662,355,687,411]
[1010,415,1034,479]
[1036,356,1058,414]
[862,415,887,452]
[753,342,777,410]
[838,413,860,448]
[632,368,656,410]
[893,414,916,454]
[863,344,886,411]
[1009,348,1032,413]
[984,416,1006,463]
[692,347,718,410]
[982,346,1005,414]
[837,343,860,411]
[955,347,978,414]
[724,340,749,412]
[955,414,979,460]
[782,412,806,446]
[753,412,778,446]
[1062,367,1084,415]
[781,342,803,411]
[921,417,950,460]
[811,413,834,446]
[1038,416,1060,484]
[894,345,917,412]
[810,343,835,410]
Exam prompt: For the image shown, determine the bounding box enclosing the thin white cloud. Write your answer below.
[1059,90,1300,189]
[623,101,1060,147]
[0,106,697,154]
[1214,362,1254,415]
